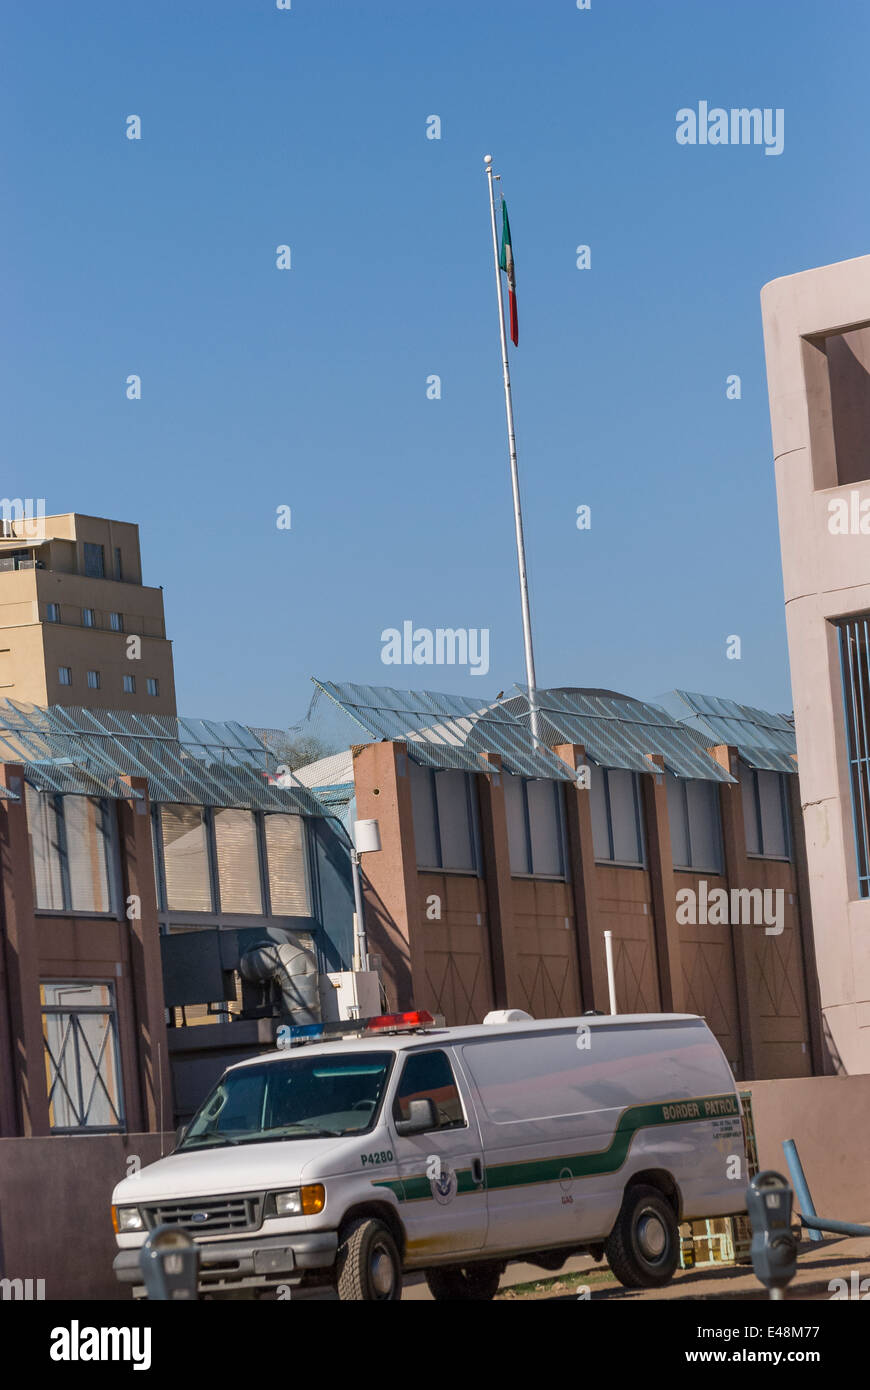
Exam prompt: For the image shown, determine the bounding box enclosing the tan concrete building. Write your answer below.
[0,512,176,714]
[762,253,870,1075]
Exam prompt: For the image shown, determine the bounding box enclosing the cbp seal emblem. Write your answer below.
[430,1162,459,1205]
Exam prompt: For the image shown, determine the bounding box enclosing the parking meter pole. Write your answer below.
[782,1138,823,1244]
[746,1171,798,1300]
[139,1226,200,1300]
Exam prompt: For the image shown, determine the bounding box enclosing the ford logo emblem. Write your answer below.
[190,1212,209,1224]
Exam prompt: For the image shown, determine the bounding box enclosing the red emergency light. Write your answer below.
[366,1010,435,1033]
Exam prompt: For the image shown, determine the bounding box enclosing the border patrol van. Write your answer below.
[111,1009,747,1300]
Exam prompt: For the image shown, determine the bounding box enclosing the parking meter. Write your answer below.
[746,1170,798,1299]
[138,1225,200,1300]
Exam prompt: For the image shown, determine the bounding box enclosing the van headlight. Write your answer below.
[268,1185,325,1217]
[112,1205,145,1234]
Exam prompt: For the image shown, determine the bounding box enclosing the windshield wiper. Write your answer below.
[182,1128,241,1148]
[237,1125,344,1142]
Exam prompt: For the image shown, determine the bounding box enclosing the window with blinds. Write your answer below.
[25,788,113,912]
[409,761,479,873]
[26,784,65,909]
[264,814,310,916]
[503,772,566,877]
[150,809,163,908]
[740,764,791,860]
[63,796,112,911]
[214,808,264,915]
[589,763,645,866]
[666,777,723,872]
[161,804,213,912]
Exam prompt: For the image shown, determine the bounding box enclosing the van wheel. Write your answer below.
[425,1263,502,1301]
[605,1185,679,1289]
[336,1218,402,1301]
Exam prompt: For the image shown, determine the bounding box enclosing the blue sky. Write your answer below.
[2,0,866,729]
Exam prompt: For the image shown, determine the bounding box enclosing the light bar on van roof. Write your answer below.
[367,1010,434,1032]
[284,1010,435,1047]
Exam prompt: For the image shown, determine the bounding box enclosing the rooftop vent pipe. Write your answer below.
[239,940,320,1025]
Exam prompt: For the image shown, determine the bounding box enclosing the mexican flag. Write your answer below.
[499,199,518,346]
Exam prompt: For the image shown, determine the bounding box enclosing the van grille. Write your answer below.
[142,1192,264,1236]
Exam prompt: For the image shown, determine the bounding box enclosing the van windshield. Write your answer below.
[179,1051,394,1149]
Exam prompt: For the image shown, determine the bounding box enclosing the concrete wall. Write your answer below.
[762,254,870,1074]
[745,1074,870,1221]
[0,1132,175,1300]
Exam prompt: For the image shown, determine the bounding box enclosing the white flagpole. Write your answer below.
[484,154,541,744]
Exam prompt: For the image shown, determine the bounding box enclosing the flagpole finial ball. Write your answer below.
[483,154,492,165]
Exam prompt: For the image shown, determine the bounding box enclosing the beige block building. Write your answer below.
[762,254,870,1075]
[0,512,176,714]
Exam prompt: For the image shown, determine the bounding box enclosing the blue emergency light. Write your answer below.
[284,1010,435,1047]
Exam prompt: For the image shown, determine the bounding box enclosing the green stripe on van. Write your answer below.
[371,1093,738,1203]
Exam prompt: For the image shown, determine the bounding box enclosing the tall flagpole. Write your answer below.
[484,153,541,744]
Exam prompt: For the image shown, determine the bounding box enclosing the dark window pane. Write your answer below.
[393,1050,464,1129]
[83,543,104,578]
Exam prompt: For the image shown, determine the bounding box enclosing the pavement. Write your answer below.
[400,1232,870,1301]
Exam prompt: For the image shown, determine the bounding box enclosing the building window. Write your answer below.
[666,778,723,872]
[589,764,645,865]
[838,615,870,895]
[82,608,95,627]
[159,804,213,912]
[740,764,791,860]
[87,670,101,689]
[214,808,264,915]
[123,674,135,693]
[58,666,72,686]
[114,547,123,580]
[83,542,105,578]
[110,612,123,632]
[40,982,124,1131]
[263,813,311,916]
[503,773,566,877]
[147,677,159,696]
[409,762,479,872]
[46,602,60,623]
[25,787,114,912]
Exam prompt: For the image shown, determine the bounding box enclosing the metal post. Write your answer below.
[782,1138,823,1244]
[350,849,369,971]
[484,154,540,744]
[604,929,617,1013]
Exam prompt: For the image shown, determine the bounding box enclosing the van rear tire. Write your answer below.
[605,1185,679,1289]
[336,1218,402,1301]
[425,1263,502,1301]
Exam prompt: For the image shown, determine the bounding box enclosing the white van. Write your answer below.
[111,1010,747,1300]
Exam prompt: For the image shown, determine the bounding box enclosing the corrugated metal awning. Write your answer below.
[507,688,736,782]
[0,701,326,812]
[656,690,798,774]
[312,679,579,781]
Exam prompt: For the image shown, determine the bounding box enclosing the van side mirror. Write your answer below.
[174,1123,188,1149]
[395,1097,438,1137]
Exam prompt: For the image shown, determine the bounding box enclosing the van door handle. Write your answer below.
[471,1157,484,1186]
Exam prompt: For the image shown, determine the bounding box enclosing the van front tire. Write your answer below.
[336,1218,402,1301]
[425,1262,502,1301]
[605,1185,679,1289]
